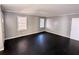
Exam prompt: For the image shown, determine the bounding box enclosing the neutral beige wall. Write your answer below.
[4,12,79,40]
[4,12,42,40]
[5,12,79,40]
[45,16,71,37]
[45,14,79,38]
[0,7,4,51]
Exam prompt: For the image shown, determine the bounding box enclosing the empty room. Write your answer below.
[0,4,79,55]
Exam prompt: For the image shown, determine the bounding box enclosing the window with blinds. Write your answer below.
[17,16,27,31]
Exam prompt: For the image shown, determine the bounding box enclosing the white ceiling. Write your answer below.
[2,4,79,17]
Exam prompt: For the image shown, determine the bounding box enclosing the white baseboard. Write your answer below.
[5,30,70,40]
[5,31,43,40]
[0,48,4,51]
[45,30,70,38]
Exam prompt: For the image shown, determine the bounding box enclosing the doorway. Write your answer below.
[0,10,4,51]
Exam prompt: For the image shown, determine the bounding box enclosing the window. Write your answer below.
[40,18,45,28]
[70,18,79,41]
[17,16,27,31]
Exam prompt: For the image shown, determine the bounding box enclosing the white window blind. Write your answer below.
[17,16,27,31]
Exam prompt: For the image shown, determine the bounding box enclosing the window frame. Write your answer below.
[17,16,28,31]
[39,17,46,29]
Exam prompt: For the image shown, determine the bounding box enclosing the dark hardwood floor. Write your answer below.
[0,31,79,55]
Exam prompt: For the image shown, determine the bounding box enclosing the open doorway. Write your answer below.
[0,9,4,51]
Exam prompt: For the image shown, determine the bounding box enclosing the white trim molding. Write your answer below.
[5,31,43,40]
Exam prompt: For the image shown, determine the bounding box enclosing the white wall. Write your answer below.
[45,16,71,37]
[4,11,79,40]
[45,14,79,40]
[4,12,43,40]
[0,6,4,51]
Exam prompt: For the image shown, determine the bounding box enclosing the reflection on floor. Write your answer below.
[0,31,79,55]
